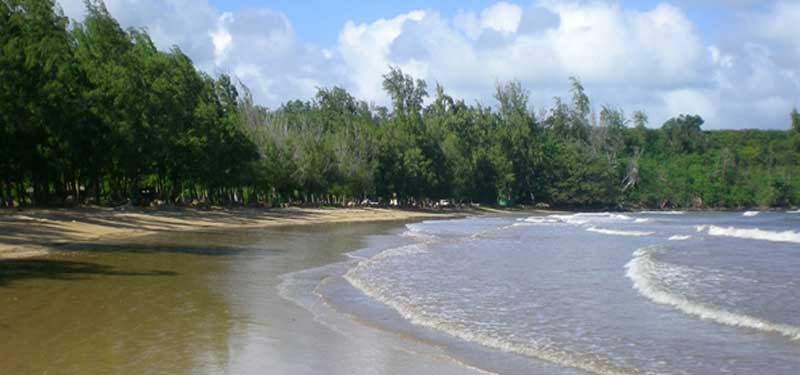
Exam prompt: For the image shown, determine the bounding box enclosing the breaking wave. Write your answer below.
[700,225,800,244]
[523,213,647,226]
[668,235,692,241]
[639,211,686,215]
[345,244,643,375]
[586,227,654,237]
[742,211,761,217]
[625,246,800,341]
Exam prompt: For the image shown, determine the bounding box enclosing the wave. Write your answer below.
[788,209,800,214]
[586,227,654,237]
[702,225,800,244]
[668,235,691,241]
[639,211,686,215]
[524,213,639,226]
[743,211,761,217]
[522,216,564,224]
[625,246,800,341]
[346,252,642,375]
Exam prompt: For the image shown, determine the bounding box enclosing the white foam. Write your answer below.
[695,225,708,233]
[668,235,692,241]
[522,216,563,224]
[625,247,800,341]
[524,213,640,227]
[586,227,654,237]
[346,266,641,375]
[742,211,760,217]
[342,226,644,375]
[788,209,800,214]
[639,211,686,215]
[704,225,800,244]
[634,218,651,224]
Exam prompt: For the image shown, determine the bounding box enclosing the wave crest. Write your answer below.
[625,246,800,341]
[701,225,800,244]
[344,234,643,375]
[586,227,654,237]
[523,213,648,226]
[668,235,691,241]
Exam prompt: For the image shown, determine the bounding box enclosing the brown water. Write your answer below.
[0,222,482,375]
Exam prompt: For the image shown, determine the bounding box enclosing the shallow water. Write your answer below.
[0,222,485,375]
[307,212,800,375]
[5,213,800,375]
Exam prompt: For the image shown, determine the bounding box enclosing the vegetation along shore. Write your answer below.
[2,1,799,211]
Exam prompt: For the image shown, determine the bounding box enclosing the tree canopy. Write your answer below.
[1,1,798,209]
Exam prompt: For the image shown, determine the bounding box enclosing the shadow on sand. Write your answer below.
[57,241,284,257]
[0,259,176,287]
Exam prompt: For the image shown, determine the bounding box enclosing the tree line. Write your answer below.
[2,0,799,209]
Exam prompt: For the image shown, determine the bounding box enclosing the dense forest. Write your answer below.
[2,0,799,209]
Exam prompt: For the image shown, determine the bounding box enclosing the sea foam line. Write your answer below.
[702,225,800,244]
[639,211,686,215]
[668,235,691,241]
[524,213,646,226]
[344,232,644,375]
[345,269,641,375]
[625,246,800,341]
[586,227,654,237]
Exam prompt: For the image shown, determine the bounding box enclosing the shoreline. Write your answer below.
[3,205,792,260]
[0,207,470,260]
[1,216,490,375]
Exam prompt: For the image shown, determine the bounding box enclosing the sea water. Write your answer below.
[280,211,800,375]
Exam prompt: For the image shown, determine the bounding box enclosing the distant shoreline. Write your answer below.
[3,205,795,260]
[0,207,472,260]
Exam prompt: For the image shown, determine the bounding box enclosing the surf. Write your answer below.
[699,225,800,244]
[625,246,800,341]
[345,242,644,375]
[586,227,654,237]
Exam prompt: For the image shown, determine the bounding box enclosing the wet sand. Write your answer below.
[0,207,455,259]
[0,220,487,375]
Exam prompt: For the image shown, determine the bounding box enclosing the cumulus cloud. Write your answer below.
[55,0,799,129]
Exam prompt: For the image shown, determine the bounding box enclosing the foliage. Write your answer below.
[1,1,798,209]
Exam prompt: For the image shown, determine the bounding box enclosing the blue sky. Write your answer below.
[208,0,502,45]
[205,0,740,46]
[58,0,799,129]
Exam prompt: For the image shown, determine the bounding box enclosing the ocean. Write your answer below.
[280,211,800,375]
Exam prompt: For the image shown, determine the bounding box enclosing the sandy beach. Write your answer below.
[0,207,458,260]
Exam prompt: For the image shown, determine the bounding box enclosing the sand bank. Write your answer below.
[0,207,456,259]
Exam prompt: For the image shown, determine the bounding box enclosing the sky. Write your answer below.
[56,0,800,130]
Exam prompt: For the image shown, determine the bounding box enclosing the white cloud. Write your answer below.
[480,2,523,34]
[210,13,233,66]
[663,89,717,123]
[337,10,427,101]
[55,0,799,129]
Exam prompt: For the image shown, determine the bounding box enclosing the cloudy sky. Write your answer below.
[56,0,799,129]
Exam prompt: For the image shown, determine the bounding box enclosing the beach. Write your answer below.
[0,207,456,260]
[2,209,799,374]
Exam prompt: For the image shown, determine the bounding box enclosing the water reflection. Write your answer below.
[1,222,482,375]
